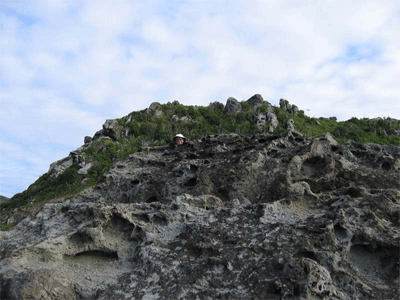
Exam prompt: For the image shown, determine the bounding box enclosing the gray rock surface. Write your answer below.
[1,134,399,299]
[247,94,264,108]
[267,104,279,133]
[255,111,267,131]
[149,102,162,111]
[223,97,241,114]
[286,118,295,131]
[48,155,74,178]
[84,136,93,144]
[280,98,299,114]
[153,109,163,117]
[102,119,121,141]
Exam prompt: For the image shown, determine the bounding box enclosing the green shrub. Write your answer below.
[0,223,15,231]
[4,100,399,216]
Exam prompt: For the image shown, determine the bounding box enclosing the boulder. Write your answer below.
[48,156,73,178]
[149,102,162,111]
[223,97,241,114]
[266,104,279,133]
[279,98,290,111]
[246,94,263,108]
[286,118,295,131]
[279,98,298,114]
[153,109,163,117]
[255,111,267,131]
[102,119,121,141]
[84,136,92,144]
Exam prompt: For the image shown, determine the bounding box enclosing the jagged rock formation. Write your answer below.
[1,132,399,300]
[280,98,299,114]
[224,97,242,114]
[247,94,264,108]
[267,104,280,133]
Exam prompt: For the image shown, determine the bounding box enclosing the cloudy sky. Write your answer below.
[1,0,399,198]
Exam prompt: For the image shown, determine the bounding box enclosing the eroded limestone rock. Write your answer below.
[1,133,399,300]
[224,97,241,114]
[247,94,264,108]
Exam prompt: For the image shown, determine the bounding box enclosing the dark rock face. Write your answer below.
[102,119,122,141]
[1,133,399,300]
[280,98,299,114]
[84,136,93,144]
[149,102,162,111]
[247,94,264,107]
[224,97,241,114]
[267,104,279,133]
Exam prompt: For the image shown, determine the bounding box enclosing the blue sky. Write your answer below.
[1,0,399,198]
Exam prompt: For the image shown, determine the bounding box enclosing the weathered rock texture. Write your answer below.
[224,97,242,114]
[267,104,279,133]
[0,196,9,203]
[1,133,399,300]
[247,94,264,108]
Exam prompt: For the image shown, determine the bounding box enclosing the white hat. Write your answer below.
[174,134,186,139]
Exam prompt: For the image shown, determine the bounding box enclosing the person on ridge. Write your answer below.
[173,134,186,145]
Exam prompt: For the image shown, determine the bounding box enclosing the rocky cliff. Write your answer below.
[1,128,399,299]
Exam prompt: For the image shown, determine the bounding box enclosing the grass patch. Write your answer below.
[1,223,16,231]
[3,100,398,218]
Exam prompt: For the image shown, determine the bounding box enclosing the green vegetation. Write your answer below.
[124,101,261,144]
[2,99,399,223]
[0,222,16,231]
[287,109,400,145]
[1,164,86,213]
[85,139,118,184]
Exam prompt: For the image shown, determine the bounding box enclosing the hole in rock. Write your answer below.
[174,170,184,177]
[68,232,93,245]
[350,244,399,283]
[268,149,279,157]
[216,188,230,202]
[346,187,361,198]
[146,196,158,203]
[334,224,347,240]
[301,156,328,178]
[110,212,135,233]
[190,165,199,172]
[121,193,129,203]
[73,250,118,260]
[331,145,338,152]
[131,225,145,239]
[184,177,197,187]
[131,179,140,185]
[294,251,318,262]
[187,154,197,159]
[132,213,151,223]
[381,161,392,171]
[152,215,168,226]
[258,138,267,143]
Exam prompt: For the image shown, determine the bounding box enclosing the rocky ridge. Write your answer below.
[1,128,399,299]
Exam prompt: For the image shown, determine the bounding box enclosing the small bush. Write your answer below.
[0,223,15,231]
